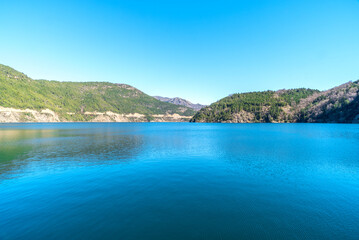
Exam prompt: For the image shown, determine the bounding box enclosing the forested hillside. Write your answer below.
[2,64,358,123]
[191,82,359,123]
[297,81,359,123]
[0,64,195,122]
[191,89,318,123]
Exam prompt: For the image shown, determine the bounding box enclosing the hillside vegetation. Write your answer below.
[191,82,359,123]
[297,81,359,123]
[0,64,195,122]
[191,89,319,123]
[2,64,358,123]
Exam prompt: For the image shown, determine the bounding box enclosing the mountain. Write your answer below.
[153,96,206,111]
[2,63,358,124]
[191,81,359,123]
[0,64,195,122]
[297,81,359,123]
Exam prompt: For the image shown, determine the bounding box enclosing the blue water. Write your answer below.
[0,123,359,240]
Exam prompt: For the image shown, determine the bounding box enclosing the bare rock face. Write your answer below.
[0,107,60,123]
[226,111,256,123]
[82,111,191,122]
[153,96,206,111]
[151,114,192,122]
[0,107,193,123]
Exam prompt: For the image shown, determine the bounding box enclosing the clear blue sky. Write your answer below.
[1,0,359,105]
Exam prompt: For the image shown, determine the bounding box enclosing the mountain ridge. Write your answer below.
[0,64,195,122]
[153,96,206,111]
[191,81,359,123]
[1,63,358,123]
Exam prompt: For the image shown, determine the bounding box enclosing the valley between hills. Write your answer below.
[1,64,358,123]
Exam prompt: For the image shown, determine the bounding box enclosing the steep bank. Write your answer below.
[0,106,192,123]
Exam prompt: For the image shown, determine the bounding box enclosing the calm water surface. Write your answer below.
[0,123,359,240]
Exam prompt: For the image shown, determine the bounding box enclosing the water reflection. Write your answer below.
[0,127,144,179]
[1,123,359,240]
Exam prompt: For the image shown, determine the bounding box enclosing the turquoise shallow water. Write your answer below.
[0,123,359,240]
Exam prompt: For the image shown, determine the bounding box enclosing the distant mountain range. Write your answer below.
[153,96,206,111]
[1,63,358,123]
[191,81,359,123]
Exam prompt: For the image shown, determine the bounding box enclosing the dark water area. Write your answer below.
[0,123,359,240]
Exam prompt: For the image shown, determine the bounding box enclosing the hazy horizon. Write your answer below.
[1,0,359,105]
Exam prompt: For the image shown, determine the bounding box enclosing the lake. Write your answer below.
[0,123,359,240]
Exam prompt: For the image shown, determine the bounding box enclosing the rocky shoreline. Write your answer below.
[0,106,192,123]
